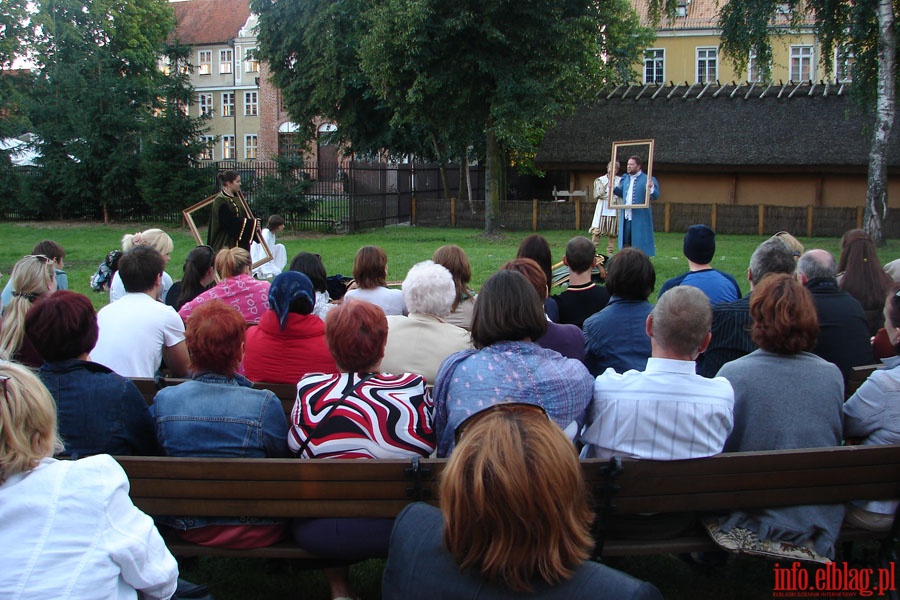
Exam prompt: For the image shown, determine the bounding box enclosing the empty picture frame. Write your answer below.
[607,139,655,210]
[182,192,273,270]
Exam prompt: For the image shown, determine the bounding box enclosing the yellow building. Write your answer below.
[171,0,260,163]
[632,0,848,85]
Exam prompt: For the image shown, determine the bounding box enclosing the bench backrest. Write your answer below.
[116,444,900,521]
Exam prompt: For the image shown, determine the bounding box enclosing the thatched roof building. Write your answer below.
[536,82,900,174]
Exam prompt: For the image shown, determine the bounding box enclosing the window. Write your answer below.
[244,49,259,73]
[198,50,211,76]
[199,136,214,161]
[245,134,258,160]
[222,92,235,117]
[279,133,300,158]
[219,49,233,74]
[790,45,814,82]
[222,135,235,160]
[198,93,213,116]
[644,49,664,84]
[244,91,258,116]
[748,52,762,83]
[835,47,854,82]
[697,47,717,83]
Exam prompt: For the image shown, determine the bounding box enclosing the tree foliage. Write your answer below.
[254,0,654,232]
[0,0,33,157]
[696,0,898,243]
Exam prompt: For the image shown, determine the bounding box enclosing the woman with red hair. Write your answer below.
[152,300,289,549]
[289,299,434,600]
[714,274,844,560]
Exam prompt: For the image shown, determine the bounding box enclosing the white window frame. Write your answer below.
[244,49,259,73]
[790,45,814,82]
[222,135,236,160]
[244,91,258,116]
[696,47,718,84]
[835,47,854,82]
[198,93,213,116]
[244,134,258,160]
[221,92,235,117]
[199,136,214,161]
[748,52,762,83]
[643,49,665,84]
[219,49,233,74]
[197,50,211,76]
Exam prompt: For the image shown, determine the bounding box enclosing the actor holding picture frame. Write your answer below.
[609,140,659,257]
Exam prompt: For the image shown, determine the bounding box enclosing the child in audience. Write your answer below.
[252,214,288,279]
[1,240,66,308]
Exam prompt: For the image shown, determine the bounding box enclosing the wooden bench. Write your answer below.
[132,377,298,419]
[847,363,882,400]
[115,444,900,563]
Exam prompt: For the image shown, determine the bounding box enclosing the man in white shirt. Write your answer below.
[92,246,190,378]
[580,285,734,460]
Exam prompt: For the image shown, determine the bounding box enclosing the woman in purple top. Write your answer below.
[432,269,593,457]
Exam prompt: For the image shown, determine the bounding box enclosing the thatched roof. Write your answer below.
[535,82,900,173]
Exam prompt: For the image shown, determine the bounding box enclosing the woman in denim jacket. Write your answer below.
[152,299,289,549]
[25,290,157,458]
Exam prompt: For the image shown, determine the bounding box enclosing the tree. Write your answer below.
[255,0,654,233]
[27,0,177,218]
[139,43,214,216]
[700,0,897,244]
[0,0,32,156]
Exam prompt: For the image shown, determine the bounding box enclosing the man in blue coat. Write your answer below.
[614,155,660,256]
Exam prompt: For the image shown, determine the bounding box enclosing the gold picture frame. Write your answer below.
[182,191,273,270]
[607,139,655,211]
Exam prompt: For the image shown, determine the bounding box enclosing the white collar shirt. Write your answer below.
[581,357,735,460]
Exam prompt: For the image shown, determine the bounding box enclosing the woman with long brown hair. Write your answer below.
[837,228,891,335]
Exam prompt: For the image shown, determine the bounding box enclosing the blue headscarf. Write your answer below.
[268,271,315,330]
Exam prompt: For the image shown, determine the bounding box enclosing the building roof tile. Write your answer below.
[171,0,251,46]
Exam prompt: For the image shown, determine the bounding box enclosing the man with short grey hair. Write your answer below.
[581,285,734,460]
[696,237,796,377]
[798,249,873,383]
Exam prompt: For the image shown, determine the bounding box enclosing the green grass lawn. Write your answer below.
[3,220,898,310]
[2,220,897,599]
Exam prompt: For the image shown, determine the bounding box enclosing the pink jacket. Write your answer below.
[178,274,270,323]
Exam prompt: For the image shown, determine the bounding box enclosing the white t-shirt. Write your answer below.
[344,286,407,315]
[92,292,186,378]
[0,455,177,600]
[109,271,173,303]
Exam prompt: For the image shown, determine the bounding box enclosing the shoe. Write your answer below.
[174,578,211,599]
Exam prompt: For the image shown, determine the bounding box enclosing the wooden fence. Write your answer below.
[411,197,900,238]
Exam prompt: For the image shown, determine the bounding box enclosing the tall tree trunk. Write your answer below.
[866,0,896,245]
[430,134,451,202]
[484,130,502,234]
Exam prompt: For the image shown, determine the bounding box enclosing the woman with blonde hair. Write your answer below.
[109,228,175,302]
[178,247,270,322]
[432,244,477,330]
[344,245,406,315]
[382,404,661,599]
[0,362,178,599]
[0,254,57,367]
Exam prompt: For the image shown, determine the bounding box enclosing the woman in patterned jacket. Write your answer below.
[289,298,435,600]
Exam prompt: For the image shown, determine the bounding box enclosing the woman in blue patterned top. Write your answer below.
[432,269,593,457]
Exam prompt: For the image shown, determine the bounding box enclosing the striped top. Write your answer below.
[289,372,435,459]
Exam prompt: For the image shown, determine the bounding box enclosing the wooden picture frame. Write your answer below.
[182,192,273,270]
[607,139,655,211]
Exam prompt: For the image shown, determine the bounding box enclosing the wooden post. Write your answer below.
[664,202,671,233]
[411,196,416,226]
[857,206,864,229]
[807,205,813,237]
[532,198,538,232]
[450,196,456,227]
[711,203,717,230]
[575,198,581,231]
[758,205,765,236]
